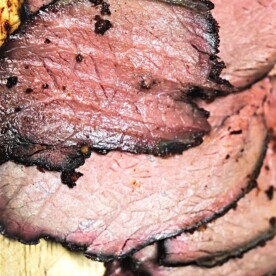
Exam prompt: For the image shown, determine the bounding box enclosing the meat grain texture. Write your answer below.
[0,0,231,178]
[105,79,276,275]
[213,0,276,88]
[153,78,276,267]
[0,79,267,260]
[0,0,275,275]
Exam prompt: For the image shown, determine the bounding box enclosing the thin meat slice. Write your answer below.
[105,237,276,276]
[162,84,276,267]
[0,0,230,176]
[0,82,266,261]
[104,78,276,273]
[161,79,276,266]
[213,0,276,89]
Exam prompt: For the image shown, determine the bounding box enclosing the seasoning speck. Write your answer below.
[101,2,111,15]
[44,38,51,44]
[14,107,21,113]
[42,83,49,89]
[6,76,18,88]
[76,54,83,63]
[80,145,90,155]
[230,130,242,135]
[25,88,33,94]
[94,15,112,35]
[265,186,274,200]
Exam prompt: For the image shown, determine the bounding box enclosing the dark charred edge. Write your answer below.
[2,141,89,187]
[137,136,205,157]
[188,0,233,92]
[162,227,276,268]
[159,0,214,11]
[0,99,210,177]
[2,129,207,178]
[0,130,268,263]
[234,64,276,92]
[104,235,276,276]
[161,0,233,93]
[8,145,87,172]
[204,14,233,92]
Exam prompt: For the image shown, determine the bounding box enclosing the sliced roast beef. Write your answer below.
[104,78,276,274]
[0,0,231,176]
[0,80,266,261]
[105,237,276,276]
[162,80,276,267]
[213,0,276,89]
[161,79,276,266]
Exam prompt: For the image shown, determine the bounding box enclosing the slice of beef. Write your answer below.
[162,143,276,267]
[0,0,231,175]
[213,0,276,89]
[0,81,266,261]
[161,79,276,266]
[105,237,276,276]
[104,78,276,273]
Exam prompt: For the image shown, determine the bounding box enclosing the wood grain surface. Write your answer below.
[0,236,105,276]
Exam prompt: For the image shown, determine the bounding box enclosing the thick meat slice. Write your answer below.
[213,0,276,88]
[0,82,266,261]
[104,78,276,274]
[161,78,276,267]
[105,237,276,276]
[0,0,230,175]
[163,147,276,267]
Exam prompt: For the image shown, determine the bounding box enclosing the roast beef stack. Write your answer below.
[0,0,275,275]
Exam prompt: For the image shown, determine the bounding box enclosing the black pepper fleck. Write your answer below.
[14,107,21,113]
[61,170,83,188]
[0,125,8,134]
[44,38,51,44]
[265,186,274,200]
[101,2,111,15]
[42,83,49,89]
[25,88,33,94]
[94,15,112,35]
[6,76,18,88]
[76,54,83,63]
[230,130,242,135]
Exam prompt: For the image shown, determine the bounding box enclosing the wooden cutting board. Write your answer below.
[0,236,105,275]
